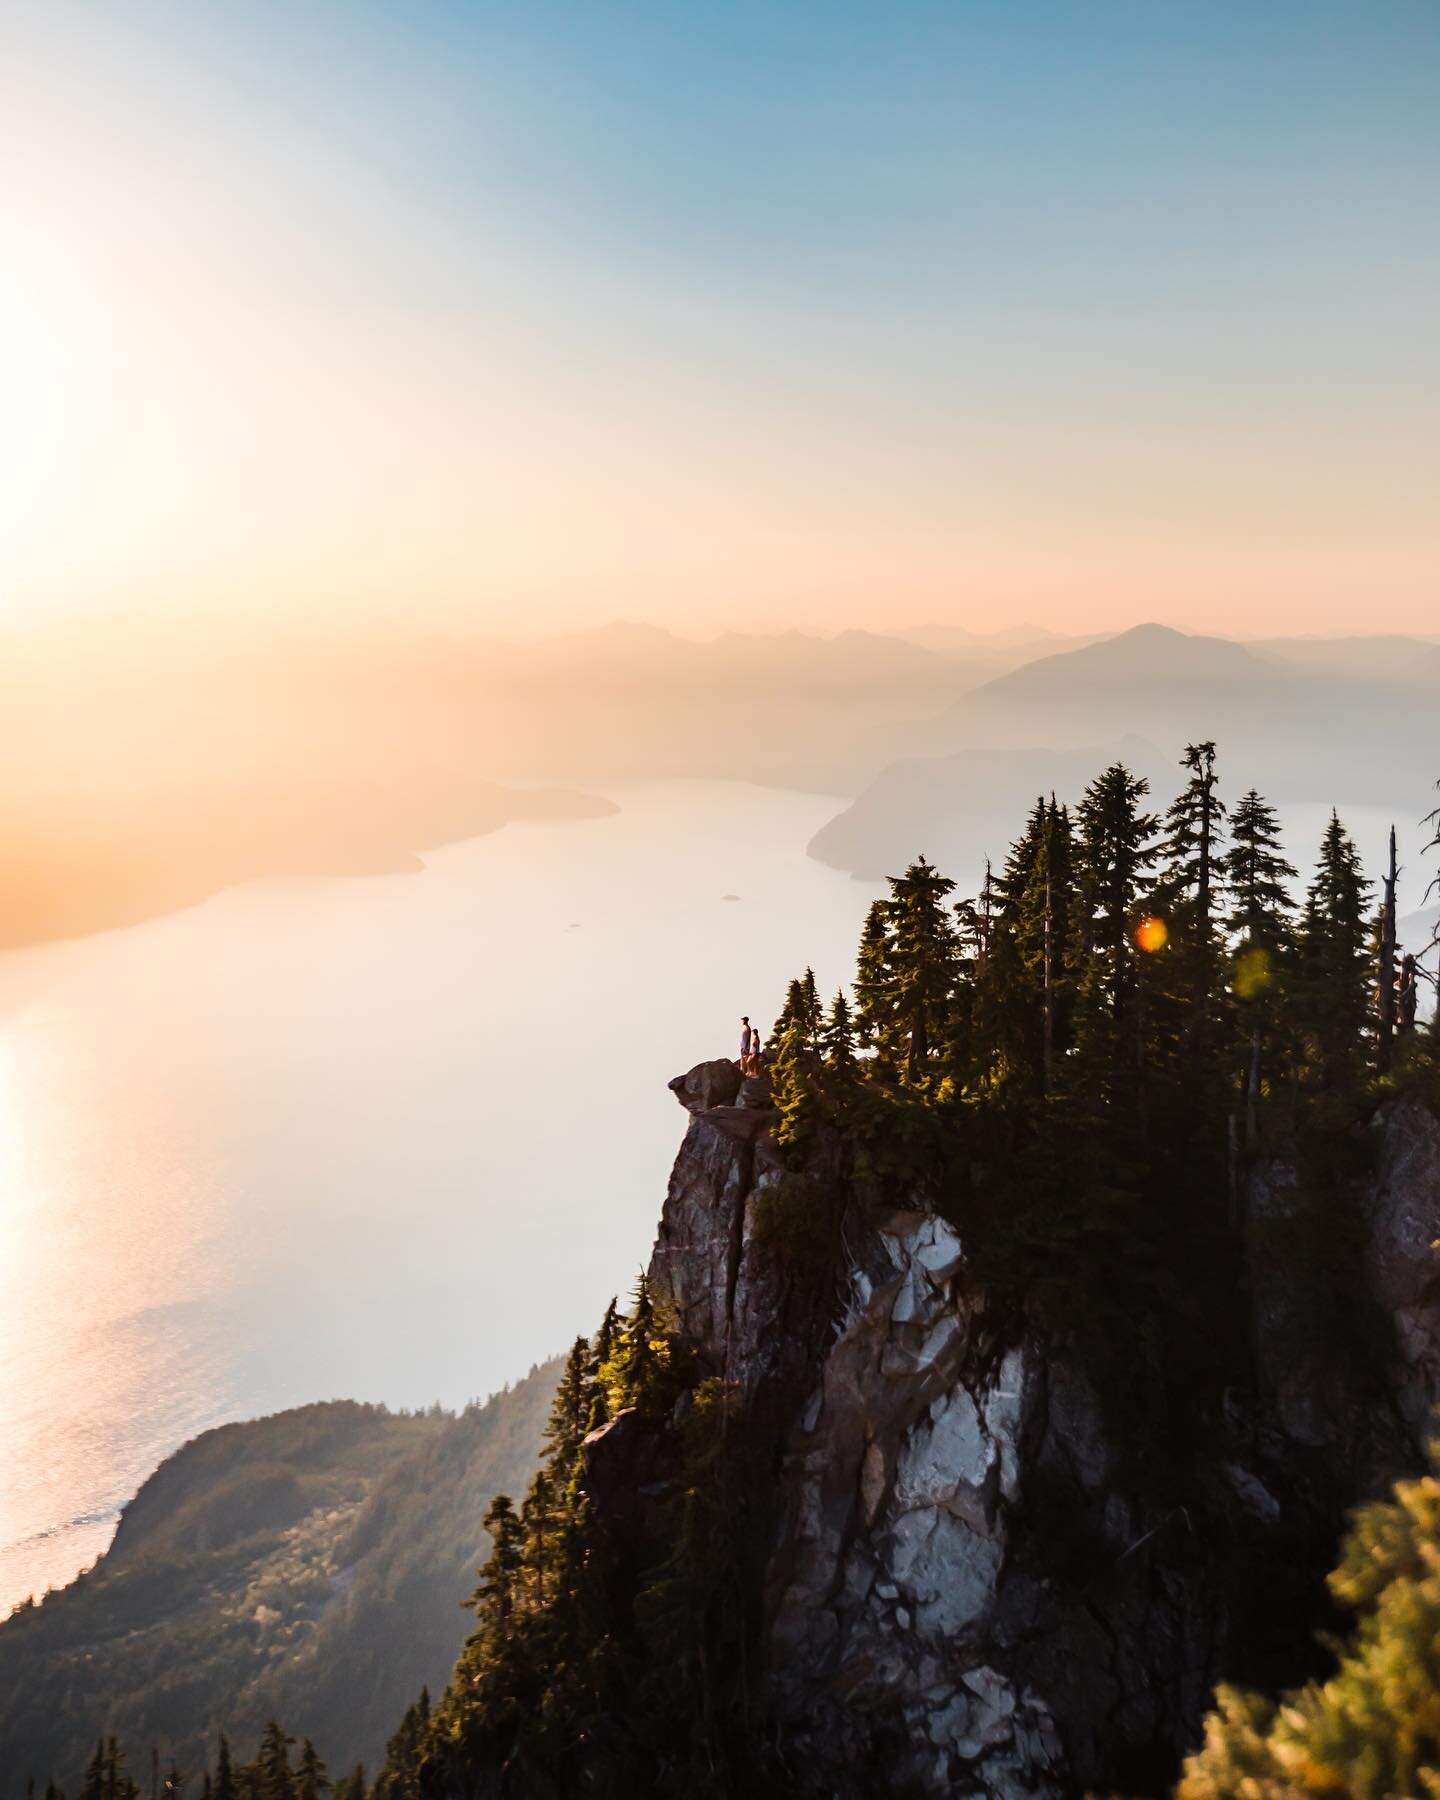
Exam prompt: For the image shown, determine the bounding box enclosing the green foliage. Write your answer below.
[1,1380,561,1792]
[749,1171,832,1263]
[1178,1451,1440,1798]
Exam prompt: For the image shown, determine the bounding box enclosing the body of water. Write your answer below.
[0,781,883,1612]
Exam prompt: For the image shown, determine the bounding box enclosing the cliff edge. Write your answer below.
[630,1063,1440,1797]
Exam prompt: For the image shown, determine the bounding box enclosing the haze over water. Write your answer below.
[0,783,886,1614]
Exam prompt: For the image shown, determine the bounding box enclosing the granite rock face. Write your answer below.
[1364,1095,1440,1446]
[639,1061,1440,1798]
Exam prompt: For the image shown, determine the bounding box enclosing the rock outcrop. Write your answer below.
[638,1061,1440,1798]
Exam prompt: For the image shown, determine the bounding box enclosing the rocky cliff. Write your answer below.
[632,1062,1440,1797]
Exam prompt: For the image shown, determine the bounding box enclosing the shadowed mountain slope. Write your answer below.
[0,1365,560,1794]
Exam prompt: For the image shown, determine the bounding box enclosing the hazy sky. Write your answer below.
[3,1,1437,639]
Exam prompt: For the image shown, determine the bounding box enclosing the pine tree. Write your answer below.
[372,1694,430,1800]
[1067,763,1160,1133]
[1222,788,1297,1142]
[213,1736,236,1800]
[1179,1449,1440,1798]
[291,1744,325,1800]
[585,1298,622,1431]
[821,989,858,1081]
[801,967,822,1039]
[852,899,898,1075]
[469,1494,527,1676]
[545,1337,594,1466]
[775,971,822,1046]
[604,1273,675,1418]
[252,1724,295,1800]
[1293,812,1374,1100]
[1160,742,1227,1015]
[959,871,1030,1101]
[770,1015,824,1151]
[1225,789,1297,949]
[80,1744,106,1800]
[885,857,961,1085]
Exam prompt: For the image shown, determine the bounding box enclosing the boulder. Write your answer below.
[668,1058,744,1113]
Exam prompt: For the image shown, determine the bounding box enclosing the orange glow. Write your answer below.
[1233,945,1273,999]
[1134,915,1168,954]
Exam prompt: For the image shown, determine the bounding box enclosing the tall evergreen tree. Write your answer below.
[586,1299,622,1430]
[885,857,961,1085]
[1225,789,1297,950]
[603,1273,675,1418]
[1222,789,1297,1142]
[292,1747,326,1800]
[1067,764,1160,1133]
[1293,812,1374,1099]
[252,1724,295,1800]
[474,1497,525,1650]
[852,899,898,1076]
[212,1737,236,1800]
[821,990,859,1082]
[1160,741,1227,1017]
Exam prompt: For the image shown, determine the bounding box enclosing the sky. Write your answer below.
[2,1,1437,641]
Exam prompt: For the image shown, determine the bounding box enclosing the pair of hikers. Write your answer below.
[739,1016,764,1077]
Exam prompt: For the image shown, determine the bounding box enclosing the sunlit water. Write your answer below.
[0,781,884,1612]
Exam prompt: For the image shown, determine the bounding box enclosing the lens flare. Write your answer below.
[1233,945,1273,999]
[1134,915,1168,953]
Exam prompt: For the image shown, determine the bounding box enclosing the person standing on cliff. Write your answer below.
[739,1016,756,1074]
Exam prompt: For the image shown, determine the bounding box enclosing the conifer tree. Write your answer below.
[252,1724,295,1800]
[1067,764,1160,1131]
[372,1693,430,1800]
[852,899,898,1075]
[1293,812,1374,1099]
[801,966,822,1039]
[770,1014,824,1150]
[292,1746,327,1800]
[1179,1450,1440,1798]
[1225,789,1297,950]
[958,870,1030,1101]
[80,1741,139,1800]
[1160,742,1227,1009]
[885,857,961,1084]
[822,989,858,1081]
[213,1736,236,1800]
[604,1273,674,1418]
[1222,789,1297,1141]
[586,1299,622,1430]
[474,1497,525,1649]
[545,1337,594,1466]
[775,971,823,1046]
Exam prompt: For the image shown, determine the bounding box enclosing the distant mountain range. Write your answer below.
[811,623,1439,901]
[1,613,1435,948]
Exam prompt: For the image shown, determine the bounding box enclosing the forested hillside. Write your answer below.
[1,1365,559,1794]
